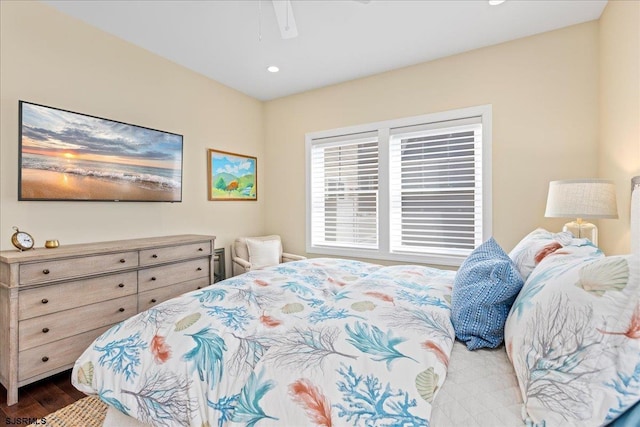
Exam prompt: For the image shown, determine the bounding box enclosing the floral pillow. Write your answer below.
[504,251,640,426]
[508,228,601,281]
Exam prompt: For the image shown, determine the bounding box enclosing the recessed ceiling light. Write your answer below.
[267,66,280,73]
[489,0,506,5]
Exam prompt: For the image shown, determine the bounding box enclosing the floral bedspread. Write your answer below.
[72,258,456,427]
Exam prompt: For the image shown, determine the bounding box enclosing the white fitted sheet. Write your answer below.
[430,340,524,427]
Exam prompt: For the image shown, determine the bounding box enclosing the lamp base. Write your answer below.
[563,220,598,245]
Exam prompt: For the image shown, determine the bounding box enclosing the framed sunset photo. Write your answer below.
[18,101,183,202]
[207,149,257,201]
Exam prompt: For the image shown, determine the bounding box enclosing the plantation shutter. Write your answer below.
[310,131,379,249]
[389,117,483,256]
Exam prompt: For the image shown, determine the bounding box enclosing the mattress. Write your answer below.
[431,340,523,427]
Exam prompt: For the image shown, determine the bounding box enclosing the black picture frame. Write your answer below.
[19,101,184,202]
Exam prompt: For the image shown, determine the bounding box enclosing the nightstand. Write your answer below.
[214,247,225,282]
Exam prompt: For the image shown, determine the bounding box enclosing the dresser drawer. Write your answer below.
[18,325,111,382]
[20,252,138,285]
[138,258,210,292]
[138,277,210,311]
[140,242,211,266]
[19,295,136,351]
[19,272,137,321]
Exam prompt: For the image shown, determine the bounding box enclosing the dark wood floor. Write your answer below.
[0,370,85,422]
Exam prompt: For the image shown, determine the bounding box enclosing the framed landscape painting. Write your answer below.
[207,149,257,201]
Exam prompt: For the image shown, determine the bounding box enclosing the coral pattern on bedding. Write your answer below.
[505,245,640,427]
[72,258,456,427]
[508,228,576,281]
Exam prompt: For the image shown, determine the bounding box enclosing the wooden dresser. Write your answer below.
[0,234,216,406]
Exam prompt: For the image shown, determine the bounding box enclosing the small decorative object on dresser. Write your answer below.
[10,226,35,251]
[44,239,60,249]
[0,234,216,406]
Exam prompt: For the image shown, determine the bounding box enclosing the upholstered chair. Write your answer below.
[231,235,306,276]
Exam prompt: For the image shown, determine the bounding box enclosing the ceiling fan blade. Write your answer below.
[272,0,298,39]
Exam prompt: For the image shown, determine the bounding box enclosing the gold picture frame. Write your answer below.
[207,149,257,201]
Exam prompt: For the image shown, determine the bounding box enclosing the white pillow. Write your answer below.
[509,228,584,281]
[246,238,281,269]
[505,251,640,426]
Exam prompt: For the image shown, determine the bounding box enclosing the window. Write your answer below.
[306,105,491,266]
[309,132,379,250]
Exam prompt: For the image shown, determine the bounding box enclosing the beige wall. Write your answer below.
[264,22,600,264]
[598,0,640,255]
[0,2,266,269]
[2,1,635,268]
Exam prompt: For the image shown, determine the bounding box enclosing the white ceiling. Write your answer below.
[44,0,607,101]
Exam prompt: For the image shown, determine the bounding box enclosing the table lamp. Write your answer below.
[544,179,618,245]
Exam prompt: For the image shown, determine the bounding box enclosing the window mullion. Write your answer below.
[378,127,390,256]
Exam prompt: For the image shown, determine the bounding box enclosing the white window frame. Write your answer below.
[305,104,492,266]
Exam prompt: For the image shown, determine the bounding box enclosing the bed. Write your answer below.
[72,178,640,427]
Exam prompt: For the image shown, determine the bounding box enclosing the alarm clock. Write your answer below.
[11,226,35,251]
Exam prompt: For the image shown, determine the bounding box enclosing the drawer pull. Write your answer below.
[197,286,202,290]
[43,269,50,275]
[119,307,125,312]
[42,356,49,363]
[41,298,49,304]
[151,277,157,281]
[198,248,204,252]
[120,259,126,263]
[151,299,157,303]
[118,283,125,288]
[42,327,50,333]
[152,254,158,258]
[197,267,202,271]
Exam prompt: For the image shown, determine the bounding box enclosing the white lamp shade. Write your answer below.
[545,179,618,219]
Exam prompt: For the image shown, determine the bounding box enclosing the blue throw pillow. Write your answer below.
[451,237,524,350]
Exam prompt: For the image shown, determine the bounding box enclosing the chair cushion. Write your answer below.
[234,235,282,263]
[451,237,525,350]
[246,238,281,269]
